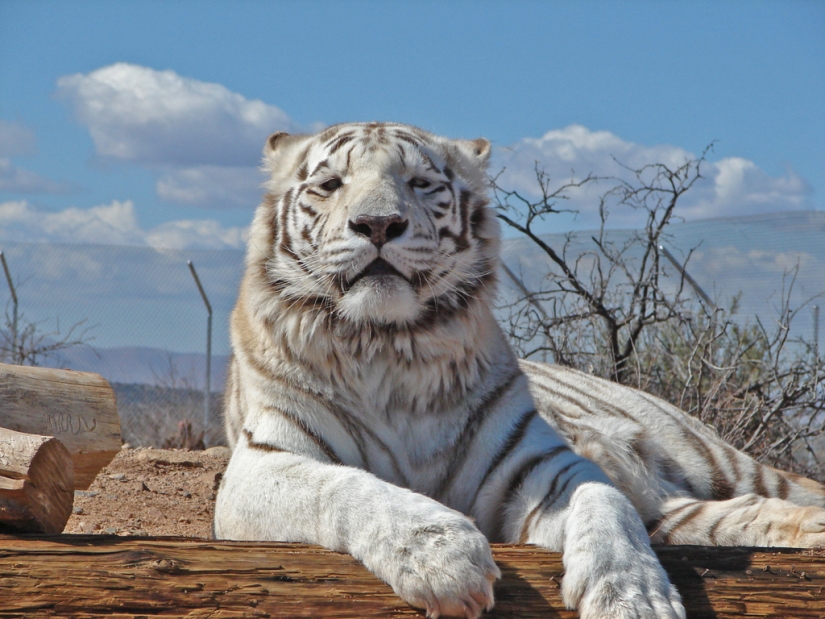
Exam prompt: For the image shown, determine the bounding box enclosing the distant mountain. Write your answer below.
[53,345,230,391]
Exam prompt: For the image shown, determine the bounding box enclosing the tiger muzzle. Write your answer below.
[349,214,409,249]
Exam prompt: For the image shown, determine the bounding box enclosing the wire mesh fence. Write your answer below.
[0,211,823,450]
[0,240,244,447]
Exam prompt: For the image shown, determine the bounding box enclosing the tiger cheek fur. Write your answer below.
[217,121,825,619]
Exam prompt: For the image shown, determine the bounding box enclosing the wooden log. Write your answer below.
[0,429,74,534]
[0,537,823,618]
[0,362,121,489]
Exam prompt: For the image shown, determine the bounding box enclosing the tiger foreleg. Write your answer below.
[214,441,500,619]
[516,467,685,619]
[650,494,825,547]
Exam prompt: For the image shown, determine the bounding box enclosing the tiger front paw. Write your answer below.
[372,514,500,618]
[560,483,685,619]
[563,549,685,619]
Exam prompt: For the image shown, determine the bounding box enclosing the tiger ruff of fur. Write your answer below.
[214,122,825,619]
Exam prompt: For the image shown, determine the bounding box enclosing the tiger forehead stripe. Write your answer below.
[419,150,441,173]
[328,134,356,154]
[391,131,423,148]
[317,125,349,144]
[324,130,356,147]
[310,159,330,177]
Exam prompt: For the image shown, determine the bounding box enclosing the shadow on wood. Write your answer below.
[0,536,823,618]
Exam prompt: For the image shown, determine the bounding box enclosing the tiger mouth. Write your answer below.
[346,258,409,289]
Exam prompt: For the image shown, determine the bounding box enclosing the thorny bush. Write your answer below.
[492,149,825,479]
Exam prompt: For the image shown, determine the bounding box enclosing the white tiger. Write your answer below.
[214,122,825,619]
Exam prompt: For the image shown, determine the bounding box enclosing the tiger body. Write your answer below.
[215,122,825,619]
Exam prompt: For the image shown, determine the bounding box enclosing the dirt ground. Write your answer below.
[63,446,231,538]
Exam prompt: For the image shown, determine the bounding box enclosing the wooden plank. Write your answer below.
[0,537,823,618]
[0,362,121,489]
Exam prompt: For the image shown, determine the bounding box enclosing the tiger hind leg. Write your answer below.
[649,494,825,548]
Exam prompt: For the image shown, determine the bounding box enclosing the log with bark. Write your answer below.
[0,362,121,489]
[0,537,823,618]
[0,429,74,534]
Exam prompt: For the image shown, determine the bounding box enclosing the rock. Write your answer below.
[198,471,223,492]
[108,473,126,481]
[204,446,231,458]
[78,521,95,534]
[135,449,204,468]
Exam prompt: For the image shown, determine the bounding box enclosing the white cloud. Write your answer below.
[0,121,72,194]
[145,219,248,250]
[55,63,306,209]
[0,200,247,250]
[494,125,814,227]
[56,63,300,168]
[0,120,36,157]
[0,158,72,194]
[155,165,264,209]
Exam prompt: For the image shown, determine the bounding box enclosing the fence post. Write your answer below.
[0,251,19,361]
[187,261,212,445]
[659,245,717,313]
[814,305,820,360]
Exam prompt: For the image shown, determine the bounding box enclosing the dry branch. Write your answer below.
[0,429,74,534]
[0,537,823,618]
[0,362,121,489]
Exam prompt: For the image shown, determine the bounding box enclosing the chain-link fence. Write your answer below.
[1,211,823,449]
[498,211,825,352]
[0,240,244,447]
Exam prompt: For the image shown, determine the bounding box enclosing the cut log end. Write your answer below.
[0,361,122,490]
[0,428,74,534]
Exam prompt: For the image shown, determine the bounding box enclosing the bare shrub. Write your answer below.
[115,354,224,449]
[493,153,825,479]
[0,311,94,367]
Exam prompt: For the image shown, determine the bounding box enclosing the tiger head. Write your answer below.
[247,122,500,330]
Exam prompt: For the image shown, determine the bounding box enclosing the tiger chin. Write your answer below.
[215,122,825,619]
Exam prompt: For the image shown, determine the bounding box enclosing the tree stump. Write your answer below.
[0,428,74,534]
[0,362,121,489]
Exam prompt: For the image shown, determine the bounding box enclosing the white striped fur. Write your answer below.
[215,123,825,619]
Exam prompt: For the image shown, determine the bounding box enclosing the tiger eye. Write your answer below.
[320,178,343,192]
[409,178,431,189]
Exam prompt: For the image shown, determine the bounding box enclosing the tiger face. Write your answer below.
[248,122,500,328]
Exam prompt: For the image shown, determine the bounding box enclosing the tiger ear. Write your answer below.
[265,131,291,155]
[262,131,310,175]
[456,137,492,169]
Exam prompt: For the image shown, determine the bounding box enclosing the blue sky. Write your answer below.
[1,0,823,248]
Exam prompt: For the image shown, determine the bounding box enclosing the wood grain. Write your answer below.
[0,537,823,618]
[0,429,74,534]
[0,362,121,489]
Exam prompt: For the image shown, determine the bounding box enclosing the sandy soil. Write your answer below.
[63,446,231,538]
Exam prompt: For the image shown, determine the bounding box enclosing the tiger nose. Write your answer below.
[348,214,409,248]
